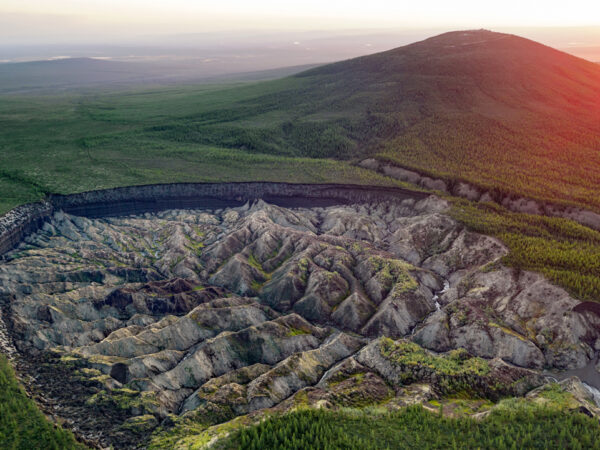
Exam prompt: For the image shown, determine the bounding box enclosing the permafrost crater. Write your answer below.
[2,193,600,447]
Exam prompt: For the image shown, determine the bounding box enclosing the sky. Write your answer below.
[2,0,600,44]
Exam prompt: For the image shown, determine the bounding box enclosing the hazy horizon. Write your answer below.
[1,3,599,93]
[2,27,600,65]
[2,1,600,63]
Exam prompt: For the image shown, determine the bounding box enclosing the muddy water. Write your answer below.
[408,279,449,337]
[545,356,600,390]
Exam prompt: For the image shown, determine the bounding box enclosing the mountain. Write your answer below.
[2,30,599,212]
[152,29,600,209]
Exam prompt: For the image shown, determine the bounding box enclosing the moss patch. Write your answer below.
[380,339,491,377]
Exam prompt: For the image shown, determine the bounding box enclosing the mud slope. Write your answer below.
[1,196,599,447]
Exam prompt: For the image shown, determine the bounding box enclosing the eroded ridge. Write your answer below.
[1,197,599,446]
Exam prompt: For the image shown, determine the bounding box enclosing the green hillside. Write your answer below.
[2,30,600,215]
[140,29,600,209]
[0,81,405,215]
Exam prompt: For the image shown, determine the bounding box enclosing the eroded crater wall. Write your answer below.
[0,182,428,256]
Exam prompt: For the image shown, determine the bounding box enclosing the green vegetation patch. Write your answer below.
[379,338,491,377]
[150,413,253,450]
[426,397,494,418]
[501,383,581,412]
[287,327,311,337]
[0,84,411,216]
[368,256,418,292]
[220,404,600,450]
[0,354,85,449]
[119,414,159,434]
[86,387,158,415]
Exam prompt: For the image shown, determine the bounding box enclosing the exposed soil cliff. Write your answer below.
[0,182,428,257]
[359,159,600,230]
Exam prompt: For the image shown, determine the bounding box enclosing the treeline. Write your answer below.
[222,405,600,449]
[0,354,84,449]
[451,200,600,301]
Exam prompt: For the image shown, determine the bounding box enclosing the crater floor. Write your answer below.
[1,197,599,447]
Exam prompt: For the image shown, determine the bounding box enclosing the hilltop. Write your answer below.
[151,29,600,207]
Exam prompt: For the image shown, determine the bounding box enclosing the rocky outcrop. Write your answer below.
[413,267,600,369]
[526,377,600,417]
[50,182,428,218]
[4,200,597,372]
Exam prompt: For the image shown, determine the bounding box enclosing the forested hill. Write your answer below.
[2,30,600,214]
[151,29,600,209]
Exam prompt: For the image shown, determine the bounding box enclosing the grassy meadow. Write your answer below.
[0,80,407,214]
